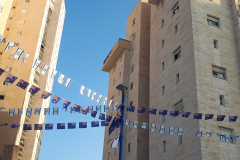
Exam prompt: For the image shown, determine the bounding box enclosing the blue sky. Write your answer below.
[39,1,138,159]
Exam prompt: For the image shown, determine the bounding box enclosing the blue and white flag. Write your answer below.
[108,100,113,107]
[104,105,110,112]
[159,125,166,133]
[196,131,203,137]
[87,88,92,97]
[50,69,57,79]
[9,109,15,116]
[22,53,29,63]
[0,35,6,44]
[13,48,24,60]
[169,127,175,135]
[92,92,97,101]
[65,78,72,87]
[233,135,240,142]
[28,85,40,94]
[103,97,108,105]
[18,109,23,116]
[34,108,41,115]
[96,105,101,112]
[4,41,15,52]
[133,121,139,128]
[58,73,65,84]
[97,94,103,103]
[53,107,59,115]
[41,91,51,99]
[112,102,118,111]
[217,133,223,140]
[26,108,32,116]
[32,59,42,70]
[225,134,232,143]
[52,95,61,104]
[150,124,156,132]
[44,108,50,115]
[125,120,131,125]
[16,79,29,90]
[63,100,71,111]
[141,123,148,129]
[41,64,49,75]
[88,106,93,113]
[6,74,18,84]
[206,132,212,137]
[177,128,184,136]
[111,133,120,148]
[0,68,4,76]
[80,85,86,95]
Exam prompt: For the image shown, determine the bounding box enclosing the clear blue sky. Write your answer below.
[39,1,138,159]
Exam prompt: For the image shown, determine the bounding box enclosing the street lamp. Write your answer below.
[116,84,128,160]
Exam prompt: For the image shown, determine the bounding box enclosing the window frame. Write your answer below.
[172,47,181,62]
[171,2,179,17]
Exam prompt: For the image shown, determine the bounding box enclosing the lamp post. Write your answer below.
[116,84,128,160]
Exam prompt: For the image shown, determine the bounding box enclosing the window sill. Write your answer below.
[212,75,227,81]
[208,24,221,29]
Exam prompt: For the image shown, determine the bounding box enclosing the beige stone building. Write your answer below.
[102,0,240,159]
[0,0,65,160]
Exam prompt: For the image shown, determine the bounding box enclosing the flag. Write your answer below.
[206,132,212,137]
[170,110,179,116]
[217,115,226,121]
[109,100,113,107]
[0,68,4,76]
[159,109,168,115]
[177,128,184,136]
[0,107,5,109]
[4,41,15,52]
[28,85,40,94]
[44,108,50,115]
[99,113,105,120]
[88,106,93,113]
[106,115,112,122]
[91,121,99,127]
[182,112,191,118]
[101,121,109,126]
[65,78,72,87]
[233,135,240,142]
[26,108,32,116]
[103,97,108,105]
[34,124,43,130]
[0,34,6,44]
[112,102,118,111]
[193,113,202,119]
[5,74,18,84]
[22,53,29,63]
[32,59,42,70]
[217,133,223,140]
[68,123,76,129]
[80,85,86,95]
[63,100,71,111]
[97,95,103,103]
[50,69,57,79]
[11,124,20,128]
[133,121,139,128]
[87,88,92,97]
[16,79,29,90]
[82,107,88,115]
[159,126,166,133]
[73,104,81,113]
[111,133,120,148]
[141,123,148,129]
[91,110,97,118]
[196,131,203,137]
[79,122,87,128]
[205,114,214,120]
[23,124,32,130]
[41,91,51,99]
[109,112,121,135]
[9,109,15,116]
[169,127,175,135]
[229,116,238,122]
[0,123,8,126]
[52,95,61,104]
[104,105,110,112]
[96,105,101,112]
[13,48,24,60]
[150,124,156,132]
[138,107,146,113]
[41,64,50,75]
[148,108,157,115]
[45,124,54,130]
[53,108,59,115]
[127,106,135,112]
[34,108,41,115]
[57,123,65,129]
[125,120,131,125]
[58,73,65,84]
[225,134,232,142]
[92,92,97,100]
[18,109,23,116]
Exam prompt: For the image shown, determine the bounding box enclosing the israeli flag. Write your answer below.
[125,120,131,125]
[13,48,24,60]
[32,59,42,70]
[9,109,15,116]
[44,108,50,115]
[111,133,120,148]
[22,53,29,63]
[169,127,175,135]
[80,85,86,95]
[233,135,240,142]
[104,105,110,112]
[206,132,211,137]
[4,41,15,52]
[133,121,139,128]
[0,35,6,44]
[50,69,58,79]
[96,105,101,112]
[225,134,232,143]
[97,95,103,103]
[18,109,23,116]
[150,124,156,132]
[159,125,166,133]
[65,78,72,87]
[103,97,108,105]
[26,108,32,116]
[58,73,65,84]
[41,64,50,75]
[177,128,184,136]
[112,102,118,111]
[217,133,222,140]
[53,108,59,115]
[108,100,113,107]
[88,106,93,113]
[87,89,92,97]
[141,123,148,129]
[92,92,97,100]
[196,131,203,137]
[34,108,41,115]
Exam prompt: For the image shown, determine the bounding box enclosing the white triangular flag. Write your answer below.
[41,64,50,75]
[133,121,139,128]
[111,133,120,148]
[92,92,97,100]
[13,48,24,60]
[169,127,175,135]
[97,95,103,103]
[65,78,72,87]
[0,35,6,44]
[58,73,65,84]
[80,85,86,95]
[206,132,211,137]
[150,124,156,132]
[87,89,92,97]
[196,131,203,137]
[112,102,118,111]
[177,128,184,136]
[109,99,113,107]
[125,120,131,125]
[159,125,166,133]
[141,123,148,129]
[32,59,42,70]
[50,69,57,79]
[22,53,29,63]
[4,41,15,52]
[103,97,108,105]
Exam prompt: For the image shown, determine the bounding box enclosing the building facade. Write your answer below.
[102,0,240,159]
[0,0,65,160]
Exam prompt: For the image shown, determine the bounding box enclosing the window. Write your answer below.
[19,20,25,24]
[161,0,164,8]
[130,82,133,90]
[162,85,165,96]
[172,2,179,16]
[25,0,30,2]
[213,39,218,48]
[175,25,178,34]
[130,64,134,73]
[130,101,133,106]
[176,73,180,83]
[219,95,225,106]
[162,39,164,48]
[162,19,164,28]
[212,65,227,79]
[162,62,165,71]
[174,99,183,113]
[162,115,165,123]
[0,95,5,100]
[132,19,135,27]
[119,72,121,78]
[207,15,220,28]
[3,81,8,86]
[163,140,166,152]
[128,143,131,152]
[178,135,182,144]
[218,126,234,143]
[22,9,28,13]
[172,47,181,62]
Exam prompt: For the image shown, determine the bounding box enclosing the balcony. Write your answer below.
[21,131,27,139]
[147,0,161,5]
[102,38,131,72]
